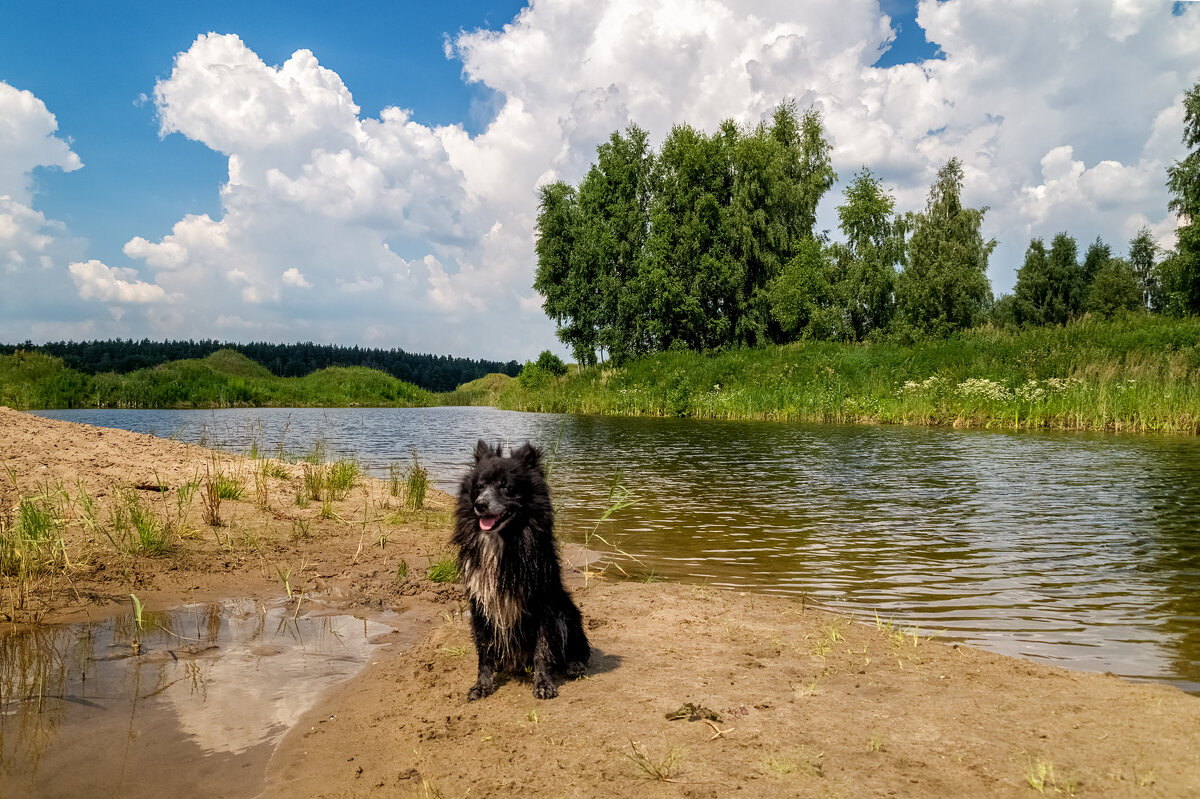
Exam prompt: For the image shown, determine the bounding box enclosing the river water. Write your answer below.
[34,407,1200,694]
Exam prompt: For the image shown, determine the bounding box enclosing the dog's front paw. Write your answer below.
[566,660,587,678]
[532,677,558,700]
[467,679,496,701]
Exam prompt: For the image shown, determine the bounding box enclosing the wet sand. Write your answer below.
[1,406,1198,797]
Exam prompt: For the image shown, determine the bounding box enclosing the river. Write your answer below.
[34,406,1200,694]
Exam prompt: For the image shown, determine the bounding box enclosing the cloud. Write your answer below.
[282,267,311,288]
[0,84,83,275]
[109,3,1200,357]
[0,82,82,203]
[0,82,94,340]
[68,259,166,303]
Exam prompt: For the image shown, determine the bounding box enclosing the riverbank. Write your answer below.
[7,316,1200,434]
[479,316,1200,433]
[1,407,1199,797]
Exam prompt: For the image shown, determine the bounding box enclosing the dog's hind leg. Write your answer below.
[560,602,591,678]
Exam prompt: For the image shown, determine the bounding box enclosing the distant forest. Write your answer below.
[0,339,520,393]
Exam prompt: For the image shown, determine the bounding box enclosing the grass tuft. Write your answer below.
[623,740,684,782]
[426,552,460,583]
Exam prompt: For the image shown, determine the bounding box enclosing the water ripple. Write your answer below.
[36,407,1200,693]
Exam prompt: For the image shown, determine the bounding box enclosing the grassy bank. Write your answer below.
[479,316,1200,433]
[0,348,433,410]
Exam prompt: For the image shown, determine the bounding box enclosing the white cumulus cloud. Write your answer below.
[68,259,167,303]
[110,2,1200,357]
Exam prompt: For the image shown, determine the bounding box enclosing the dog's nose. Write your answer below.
[474,499,489,515]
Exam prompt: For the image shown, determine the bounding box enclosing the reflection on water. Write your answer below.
[0,599,391,798]
[35,407,1200,693]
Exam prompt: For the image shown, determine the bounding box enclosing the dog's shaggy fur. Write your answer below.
[453,440,590,700]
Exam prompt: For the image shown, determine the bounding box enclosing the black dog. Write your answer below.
[453,440,590,700]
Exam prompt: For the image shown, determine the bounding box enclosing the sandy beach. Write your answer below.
[1,405,1197,797]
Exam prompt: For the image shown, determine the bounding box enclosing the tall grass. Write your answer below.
[107,486,172,554]
[482,316,1200,433]
[0,484,69,580]
[403,450,429,510]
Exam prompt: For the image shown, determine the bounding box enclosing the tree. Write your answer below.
[1012,239,1054,325]
[535,126,655,364]
[832,168,900,339]
[1047,232,1084,320]
[1085,257,1142,318]
[641,123,736,350]
[895,158,995,337]
[579,125,656,362]
[1011,233,1084,326]
[729,103,836,346]
[768,237,843,340]
[1127,227,1158,309]
[534,182,598,364]
[1079,237,1111,307]
[535,350,568,377]
[1165,79,1200,314]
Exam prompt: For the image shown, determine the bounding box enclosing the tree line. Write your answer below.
[536,83,1200,364]
[1,339,520,393]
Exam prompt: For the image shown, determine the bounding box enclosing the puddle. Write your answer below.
[0,599,397,799]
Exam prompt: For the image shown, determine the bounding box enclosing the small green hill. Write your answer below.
[440,372,515,406]
[201,348,274,380]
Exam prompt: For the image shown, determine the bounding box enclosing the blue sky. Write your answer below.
[1,1,1197,360]
[1,1,526,285]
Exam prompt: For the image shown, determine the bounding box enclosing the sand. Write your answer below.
[1,405,1198,798]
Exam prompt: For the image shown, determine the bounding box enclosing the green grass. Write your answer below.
[426,552,460,583]
[107,486,172,555]
[0,348,434,410]
[213,472,245,500]
[0,483,69,579]
[326,459,359,500]
[403,451,429,510]
[475,316,1200,433]
[8,317,1200,433]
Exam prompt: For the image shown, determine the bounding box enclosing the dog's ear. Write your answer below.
[513,442,543,469]
[473,440,492,463]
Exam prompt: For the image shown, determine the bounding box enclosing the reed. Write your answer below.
[404,450,429,510]
[484,316,1200,433]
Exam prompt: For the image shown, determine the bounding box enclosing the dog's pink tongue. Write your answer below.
[479,516,499,531]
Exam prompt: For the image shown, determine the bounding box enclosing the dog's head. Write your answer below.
[460,440,546,533]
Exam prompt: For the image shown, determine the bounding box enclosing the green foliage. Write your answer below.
[768,238,842,340]
[213,473,245,500]
[326,459,359,501]
[895,158,996,337]
[0,350,89,410]
[479,315,1200,433]
[1128,226,1158,308]
[404,451,429,510]
[14,338,518,393]
[1165,79,1200,315]
[426,553,460,583]
[0,348,435,411]
[1013,235,1081,326]
[1086,258,1143,318]
[831,167,902,339]
[535,350,568,377]
[1,486,67,578]
[535,100,839,359]
[519,350,569,389]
